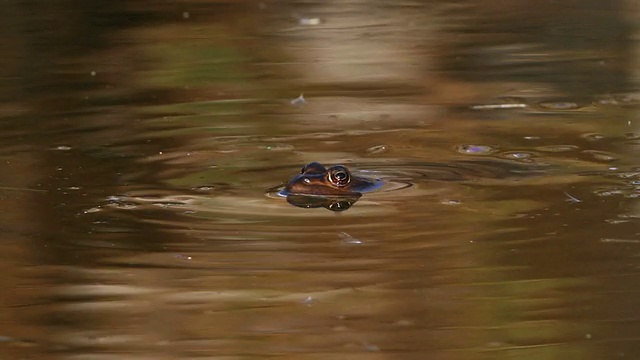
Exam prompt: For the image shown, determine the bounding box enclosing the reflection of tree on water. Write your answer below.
[0,1,264,358]
[438,0,633,96]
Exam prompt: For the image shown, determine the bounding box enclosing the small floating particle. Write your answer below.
[153,202,186,208]
[290,93,306,105]
[601,238,640,244]
[470,103,527,110]
[302,296,313,305]
[593,189,625,197]
[299,17,321,25]
[53,145,72,151]
[455,144,497,155]
[192,186,214,192]
[500,151,534,160]
[366,144,389,155]
[507,152,533,159]
[614,93,640,105]
[535,145,579,153]
[537,101,581,110]
[593,96,618,106]
[339,232,363,245]
[263,144,294,151]
[441,199,461,205]
[564,192,582,203]
[105,201,138,210]
[471,97,527,110]
[580,133,606,141]
[624,132,640,140]
[604,218,630,224]
[582,150,618,162]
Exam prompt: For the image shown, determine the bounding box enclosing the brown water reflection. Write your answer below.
[1,1,639,359]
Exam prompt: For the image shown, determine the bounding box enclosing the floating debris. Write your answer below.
[470,103,527,110]
[82,207,102,214]
[499,151,535,161]
[582,150,618,162]
[302,296,313,305]
[471,97,528,110]
[290,93,306,105]
[338,232,363,245]
[564,192,582,203]
[299,17,321,26]
[580,133,606,141]
[455,144,497,155]
[263,143,294,151]
[366,144,389,155]
[591,93,640,107]
[601,238,640,244]
[535,145,579,153]
[536,101,581,110]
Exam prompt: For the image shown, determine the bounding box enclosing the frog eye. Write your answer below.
[328,166,351,187]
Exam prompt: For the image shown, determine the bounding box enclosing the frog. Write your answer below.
[282,162,382,197]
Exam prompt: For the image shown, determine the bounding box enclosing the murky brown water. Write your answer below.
[1,1,639,359]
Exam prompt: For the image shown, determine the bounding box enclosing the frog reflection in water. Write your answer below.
[282,162,382,211]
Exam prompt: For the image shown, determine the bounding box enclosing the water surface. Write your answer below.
[0,1,639,359]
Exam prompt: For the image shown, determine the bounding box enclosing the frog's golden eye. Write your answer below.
[328,166,351,187]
